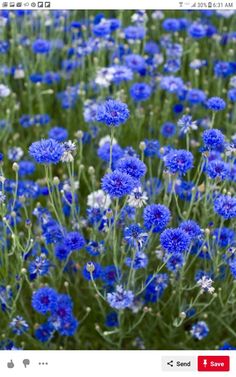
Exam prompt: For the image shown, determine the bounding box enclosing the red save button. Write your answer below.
[198,356,230,372]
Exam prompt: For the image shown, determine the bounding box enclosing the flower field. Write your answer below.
[0,9,236,350]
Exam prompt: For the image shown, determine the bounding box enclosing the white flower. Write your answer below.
[229,76,236,88]
[0,84,11,97]
[216,10,235,18]
[152,11,164,20]
[155,249,164,260]
[197,276,215,294]
[95,67,115,88]
[0,176,6,184]
[99,135,117,147]
[14,68,25,79]
[61,152,74,163]
[61,141,77,162]
[225,143,236,157]
[0,191,6,204]
[87,189,111,210]
[127,187,148,208]
[7,147,24,161]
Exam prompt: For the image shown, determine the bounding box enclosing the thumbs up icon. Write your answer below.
[7,360,14,368]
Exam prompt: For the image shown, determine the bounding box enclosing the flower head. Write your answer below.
[130,82,152,102]
[107,285,134,310]
[164,149,194,175]
[127,186,148,208]
[87,189,111,209]
[160,228,191,254]
[29,139,65,164]
[96,99,130,127]
[102,170,136,198]
[9,316,29,335]
[207,97,226,111]
[32,287,58,315]
[202,129,225,151]
[190,321,209,340]
[64,231,85,251]
[197,275,215,294]
[214,195,236,219]
[116,156,147,180]
[143,204,171,233]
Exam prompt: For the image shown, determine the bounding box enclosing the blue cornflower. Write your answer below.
[206,160,230,180]
[161,122,176,138]
[130,83,152,102]
[190,321,209,340]
[105,312,119,327]
[214,61,236,78]
[186,89,206,105]
[43,71,61,85]
[42,220,64,244]
[32,39,51,54]
[28,256,50,280]
[54,243,71,261]
[145,273,169,303]
[162,18,181,32]
[92,21,111,37]
[107,285,134,310]
[207,97,226,111]
[64,231,85,251]
[101,265,120,285]
[213,227,235,248]
[35,322,54,343]
[96,99,130,127]
[116,156,147,180]
[229,259,236,279]
[188,23,206,39]
[164,252,185,272]
[125,251,148,269]
[57,316,78,336]
[82,262,101,280]
[144,41,159,55]
[164,149,194,175]
[124,26,145,40]
[111,65,133,84]
[179,220,201,241]
[29,139,64,164]
[86,240,105,257]
[125,54,146,72]
[18,160,35,176]
[102,170,136,198]
[160,228,191,254]
[0,40,9,53]
[143,204,171,233]
[48,127,68,142]
[213,195,236,219]
[228,88,236,102]
[219,343,236,351]
[51,294,73,322]
[144,139,160,157]
[9,316,29,335]
[32,287,58,315]
[202,129,225,151]
[124,223,148,249]
[164,59,181,73]
[160,76,184,94]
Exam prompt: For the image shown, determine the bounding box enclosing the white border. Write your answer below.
[0,0,236,9]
